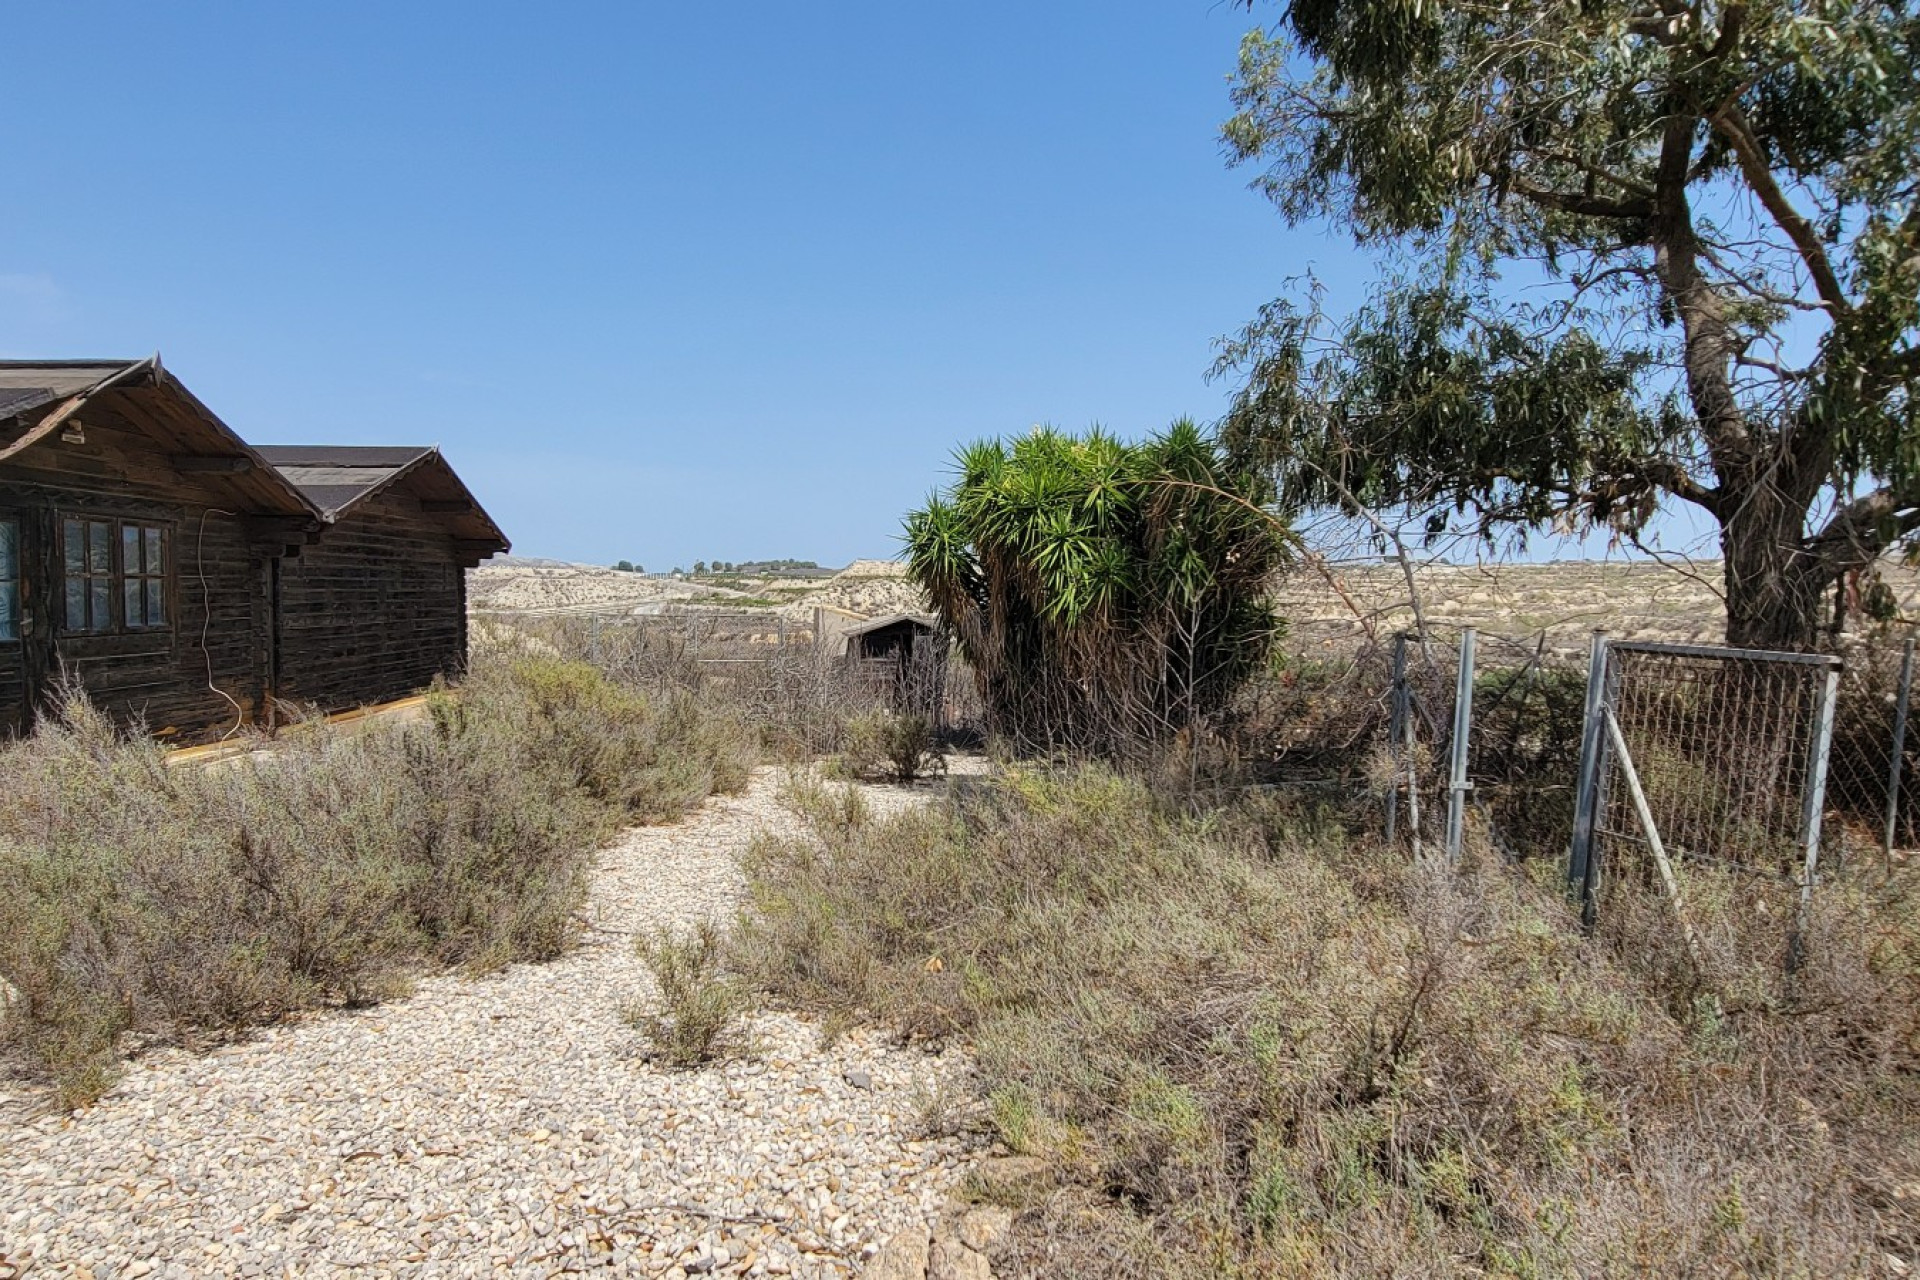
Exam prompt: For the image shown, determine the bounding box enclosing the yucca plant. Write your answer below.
[903,420,1290,758]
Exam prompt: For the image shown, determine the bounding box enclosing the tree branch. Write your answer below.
[1629,459,1724,517]
[1708,104,1852,318]
[1734,351,1810,381]
[1651,113,1753,463]
[1512,180,1654,221]
[1518,148,1657,200]
[1704,3,1747,61]
[1807,484,1920,578]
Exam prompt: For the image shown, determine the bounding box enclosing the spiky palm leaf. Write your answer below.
[901,420,1293,756]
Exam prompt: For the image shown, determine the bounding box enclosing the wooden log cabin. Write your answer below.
[0,356,509,741]
[252,446,506,712]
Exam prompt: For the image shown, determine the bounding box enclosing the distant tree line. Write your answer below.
[606,558,825,576]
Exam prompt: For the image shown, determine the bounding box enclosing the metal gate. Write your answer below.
[1566,636,1840,963]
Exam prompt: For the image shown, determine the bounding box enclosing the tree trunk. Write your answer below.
[1720,488,1827,651]
[1648,129,1840,654]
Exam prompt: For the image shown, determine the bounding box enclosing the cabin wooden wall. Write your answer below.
[272,486,466,711]
[0,409,268,740]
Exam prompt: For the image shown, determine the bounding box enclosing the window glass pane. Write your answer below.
[123,525,140,575]
[89,580,110,632]
[146,579,165,627]
[64,520,83,575]
[146,527,164,574]
[66,578,85,631]
[88,521,110,575]
[0,521,15,581]
[0,583,15,640]
[125,579,145,628]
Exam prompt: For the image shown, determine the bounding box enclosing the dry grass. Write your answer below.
[0,651,753,1109]
[733,767,1920,1277]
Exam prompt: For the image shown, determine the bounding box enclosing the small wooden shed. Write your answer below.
[842,613,938,665]
[841,613,943,717]
[0,356,508,740]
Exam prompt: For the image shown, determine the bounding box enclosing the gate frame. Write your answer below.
[1566,635,1842,944]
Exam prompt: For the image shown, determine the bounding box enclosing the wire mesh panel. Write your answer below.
[1824,636,1919,857]
[1571,639,1840,924]
[1462,633,1589,857]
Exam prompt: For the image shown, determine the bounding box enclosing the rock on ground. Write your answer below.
[0,767,984,1278]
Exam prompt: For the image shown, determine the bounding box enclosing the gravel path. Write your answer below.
[0,768,981,1279]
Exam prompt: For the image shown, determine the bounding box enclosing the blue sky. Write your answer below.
[0,1,1390,567]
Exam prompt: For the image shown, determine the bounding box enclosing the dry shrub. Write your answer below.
[496,614,888,760]
[837,709,946,783]
[628,921,752,1067]
[1238,642,1588,857]
[0,654,753,1109]
[1827,637,1920,851]
[734,766,1920,1276]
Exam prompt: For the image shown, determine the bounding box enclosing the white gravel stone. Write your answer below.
[0,766,985,1277]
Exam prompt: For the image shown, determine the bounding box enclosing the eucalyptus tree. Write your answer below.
[1217,0,1920,650]
[903,421,1289,755]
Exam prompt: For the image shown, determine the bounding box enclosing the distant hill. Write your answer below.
[472,553,1920,652]
[486,554,583,569]
[1275,555,1920,658]
[467,556,928,621]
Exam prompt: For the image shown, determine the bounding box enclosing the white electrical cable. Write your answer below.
[198,508,247,740]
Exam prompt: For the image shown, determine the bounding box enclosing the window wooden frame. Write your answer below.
[60,514,171,636]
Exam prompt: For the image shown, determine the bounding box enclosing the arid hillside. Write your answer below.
[466,560,835,616]
[1279,555,1920,657]
[466,559,927,622]
[471,554,1920,657]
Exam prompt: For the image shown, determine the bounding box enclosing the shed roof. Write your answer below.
[841,612,937,637]
[252,446,433,518]
[0,360,139,416]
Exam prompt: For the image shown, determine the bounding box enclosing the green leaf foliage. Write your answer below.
[1218,0,1920,649]
[903,422,1291,755]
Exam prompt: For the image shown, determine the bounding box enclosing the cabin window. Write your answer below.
[0,520,17,641]
[62,517,168,634]
[122,524,167,628]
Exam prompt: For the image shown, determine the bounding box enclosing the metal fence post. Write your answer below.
[1884,636,1915,873]
[1567,630,1611,926]
[1445,628,1477,864]
[1403,673,1424,861]
[1386,633,1407,844]
[1790,659,1843,973]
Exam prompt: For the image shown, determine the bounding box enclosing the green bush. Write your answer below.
[904,421,1289,760]
[0,654,754,1109]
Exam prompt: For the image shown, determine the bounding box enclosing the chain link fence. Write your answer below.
[1263,625,1915,930]
[1255,628,1588,859]
[1564,638,1841,970]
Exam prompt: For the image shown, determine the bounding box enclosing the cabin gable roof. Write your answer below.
[253,445,510,553]
[0,357,322,519]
